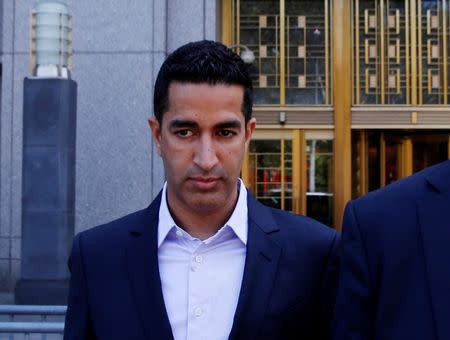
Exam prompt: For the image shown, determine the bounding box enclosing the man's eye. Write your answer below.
[176,130,193,137]
[218,130,235,137]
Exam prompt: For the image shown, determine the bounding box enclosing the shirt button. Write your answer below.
[190,265,197,272]
[175,230,183,238]
[194,255,203,264]
[194,307,202,317]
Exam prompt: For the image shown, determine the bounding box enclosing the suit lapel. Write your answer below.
[125,193,174,340]
[419,161,450,340]
[229,193,281,340]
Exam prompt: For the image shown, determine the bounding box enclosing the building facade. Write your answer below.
[0,0,449,298]
[0,0,219,298]
[224,0,450,228]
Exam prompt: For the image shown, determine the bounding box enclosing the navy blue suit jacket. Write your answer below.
[64,191,339,340]
[333,160,450,340]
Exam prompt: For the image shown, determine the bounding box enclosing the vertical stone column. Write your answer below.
[16,78,77,304]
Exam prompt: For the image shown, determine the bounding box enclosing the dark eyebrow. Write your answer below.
[168,119,242,130]
[214,120,242,130]
[168,119,198,130]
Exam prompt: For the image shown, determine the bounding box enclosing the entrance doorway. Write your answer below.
[352,130,450,197]
[243,129,334,227]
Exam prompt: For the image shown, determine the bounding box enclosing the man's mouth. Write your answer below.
[189,177,220,190]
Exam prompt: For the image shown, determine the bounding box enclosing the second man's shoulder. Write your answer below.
[351,159,450,214]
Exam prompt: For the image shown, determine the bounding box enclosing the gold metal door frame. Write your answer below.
[243,129,335,219]
[448,135,450,159]
[380,133,415,186]
[401,137,413,177]
[243,129,306,215]
[380,131,386,186]
[354,130,368,195]
[333,0,352,230]
[377,131,450,188]
[292,130,306,215]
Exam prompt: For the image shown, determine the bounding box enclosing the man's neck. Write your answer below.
[166,191,239,241]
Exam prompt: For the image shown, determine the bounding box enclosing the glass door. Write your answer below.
[383,133,408,185]
[305,131,334,226]
[382,132,449,184]
[352,130,450,197]
[412,134,449,171]
[243,129,335,227]
[245,130,296,211]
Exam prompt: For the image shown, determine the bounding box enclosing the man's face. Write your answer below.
[149,82,256,215]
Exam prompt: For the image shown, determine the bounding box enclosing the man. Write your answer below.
[333,159,450,340]
[64,40,339,340]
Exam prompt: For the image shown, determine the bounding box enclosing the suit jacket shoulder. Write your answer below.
[333,151,450,340]
[249,195,338,251]
[78,208,150,249]
[351,159,450,221]
[342,161,450,266]
[266,206,338,258]
[75,193,162,257]
[230,193,340,340]
[64,194,167,340]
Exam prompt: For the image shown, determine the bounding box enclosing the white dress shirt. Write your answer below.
[157,180,248,340]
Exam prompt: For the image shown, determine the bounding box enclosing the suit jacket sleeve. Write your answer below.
[332,201,373,340]
[314,233,340,340]
[319,231,341,340]
[64,233,95,340]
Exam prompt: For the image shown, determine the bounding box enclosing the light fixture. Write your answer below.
[31,0,72,78]
[229,44,255,64]
[279,111,286,124]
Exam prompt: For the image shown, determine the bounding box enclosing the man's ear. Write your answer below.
[244,117,256,150]
[148,118,162,156]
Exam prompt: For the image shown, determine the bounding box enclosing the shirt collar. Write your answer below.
[157,179,248,248]
[223,179,248,245]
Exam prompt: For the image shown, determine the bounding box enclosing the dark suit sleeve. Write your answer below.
[64,233,95,340]
[319,231,341,340]
[332,201,373,340]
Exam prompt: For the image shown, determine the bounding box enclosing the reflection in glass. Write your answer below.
[352,132,363,198]
[306,139,333,226]
[248,139,293,211]
[285,1,330,104]
[384,140,401,185]
[413,137,448,172]
[367,132,381,192]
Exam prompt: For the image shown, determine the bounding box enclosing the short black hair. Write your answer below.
[153,40,253,124]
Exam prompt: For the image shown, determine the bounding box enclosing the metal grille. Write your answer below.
[235,0,332,105]
[353,0,450,105]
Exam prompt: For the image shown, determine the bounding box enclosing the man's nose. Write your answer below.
[193,136,219,171]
